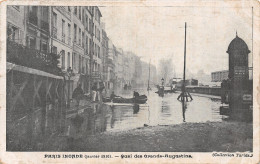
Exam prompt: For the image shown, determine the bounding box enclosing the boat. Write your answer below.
[156,78,179,95]
[164,86,176,93]
[103,95,148,104]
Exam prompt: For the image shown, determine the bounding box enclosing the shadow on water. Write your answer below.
[182,100,187,122]
[133,104,140,114]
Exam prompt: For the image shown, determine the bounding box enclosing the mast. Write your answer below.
[147,58,151,91]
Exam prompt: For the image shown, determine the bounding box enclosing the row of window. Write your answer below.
[73,6,94,32]
[212,72,229,81]
[27,6,101,45]
[93,62,101,72]
[60,50,71,70]
[94,44,101,58]
[57,6,95,21]
[53,11,101,54]
[28,6,49,32]
[94,25,101,41]
[74,6,101,24]
[70,6,101,40]
[52,47,89,74]
[14,6,100,30]
[24,32,99,72]
[73,23,90,53]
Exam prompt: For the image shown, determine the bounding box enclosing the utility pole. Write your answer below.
[147,58,151,91]
[252,7,253,70]
[177,22,193,102]
[183,22,187,94]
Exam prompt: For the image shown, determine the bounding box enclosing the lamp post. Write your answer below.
[66,67,73,108]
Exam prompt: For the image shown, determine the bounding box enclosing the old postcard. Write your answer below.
[0,0,259,163]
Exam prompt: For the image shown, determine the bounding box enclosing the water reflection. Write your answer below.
[133,104,140,114]
[182,100,187,122]
[64,91,225,137]
[7,89,227,151]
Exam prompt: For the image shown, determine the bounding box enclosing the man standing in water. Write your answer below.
[72,83,84,109]
[91,82,98,102]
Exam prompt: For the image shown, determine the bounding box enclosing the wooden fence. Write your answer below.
[6,62,66,151]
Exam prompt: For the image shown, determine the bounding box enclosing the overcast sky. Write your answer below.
[99,1,253,75]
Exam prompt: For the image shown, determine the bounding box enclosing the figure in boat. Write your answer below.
[103,91,147,104]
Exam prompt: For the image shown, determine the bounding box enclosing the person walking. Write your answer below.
[98,81,105,102]
[110,91,116,102]
[72,83,84,109]
[92,82,98,102]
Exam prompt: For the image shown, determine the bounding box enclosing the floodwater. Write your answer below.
[7,89,226,151]
[65,90,225,137]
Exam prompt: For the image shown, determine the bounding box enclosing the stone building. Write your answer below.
[49,6,95,96]
[114,48,124,89]
[107,40,116,93]
[7,5,161,99]
[211,70,229,82]
[6,6,105,101]
[92,7,103,83]
[125,51,137,86]
[101,23,110,94]
[7,6,26,45]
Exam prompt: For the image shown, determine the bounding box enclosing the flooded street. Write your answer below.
[54,90,251,152]
[65,90,225,137]
[7,89,229,151]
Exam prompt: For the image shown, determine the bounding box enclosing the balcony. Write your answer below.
[62,33,65,43]
[52,27,57,39]
[7,40,61,75]
[41,20,49,32]
[28,13,38,26]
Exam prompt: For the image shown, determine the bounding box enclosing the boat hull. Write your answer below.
[103,96,147,104]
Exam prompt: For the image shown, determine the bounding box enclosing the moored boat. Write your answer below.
[103,95,148,104]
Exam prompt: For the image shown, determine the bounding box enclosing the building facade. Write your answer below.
[114,48,124,89]
[7,5,159,101]
[7,6,97,102]
[211,70,229,82]
[7,6,26,45]
[92,7,102,83]
[101,23,110,95]
[107,39,116,93]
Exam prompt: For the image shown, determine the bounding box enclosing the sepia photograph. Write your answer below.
[1,0,259,163]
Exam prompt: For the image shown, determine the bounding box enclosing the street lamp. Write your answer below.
[66,67,73,108]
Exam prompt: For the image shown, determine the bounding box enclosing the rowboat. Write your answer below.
[103,95,147,104]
